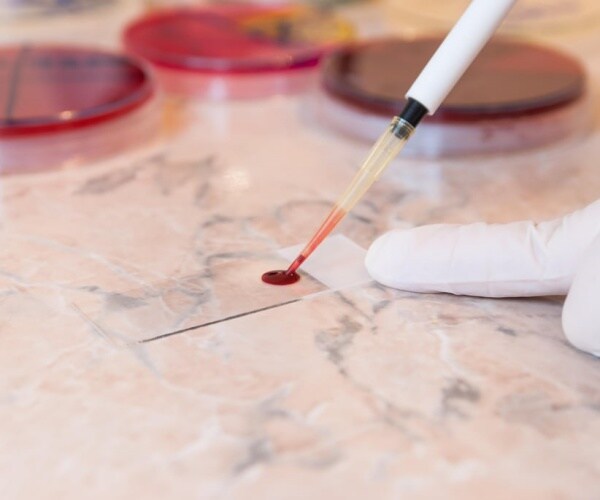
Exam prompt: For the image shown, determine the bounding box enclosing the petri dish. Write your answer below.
[317,37,590,157]
[0,45,159,175]
[123,4,354,99]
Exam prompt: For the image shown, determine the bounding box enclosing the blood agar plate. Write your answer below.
[123,5,354,99]
[318,38,590,157]
[0,45,158,175]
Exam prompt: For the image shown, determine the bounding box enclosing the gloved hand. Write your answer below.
[365,199,600,356]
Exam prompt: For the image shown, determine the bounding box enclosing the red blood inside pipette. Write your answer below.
[261,205,346,285]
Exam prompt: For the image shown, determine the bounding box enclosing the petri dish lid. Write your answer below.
[321,37,586,122]
[123,5,354,74]
[0,45,155,137]
[0,0,116,19]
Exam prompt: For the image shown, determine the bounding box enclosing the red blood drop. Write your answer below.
[262,270,300,286]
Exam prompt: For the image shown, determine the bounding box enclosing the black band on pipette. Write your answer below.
[397,98,428,129]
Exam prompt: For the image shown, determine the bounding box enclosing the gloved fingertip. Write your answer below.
[562,308,600,358]
[561,234,600,357]
[365,230,408,287]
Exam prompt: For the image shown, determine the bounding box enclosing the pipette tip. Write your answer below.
[285,255,305,275]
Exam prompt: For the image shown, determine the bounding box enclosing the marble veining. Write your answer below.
[1,1,600,499]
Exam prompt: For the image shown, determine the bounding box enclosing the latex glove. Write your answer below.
[365,200,600,356]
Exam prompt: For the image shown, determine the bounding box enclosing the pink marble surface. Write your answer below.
[1,2,600,499]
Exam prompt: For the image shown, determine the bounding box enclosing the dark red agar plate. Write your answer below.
[317,37,589,156]
[322,37,585,121]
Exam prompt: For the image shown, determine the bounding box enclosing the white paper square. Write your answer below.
[278,234,372,290]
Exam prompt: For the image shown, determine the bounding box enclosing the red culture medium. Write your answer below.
[123,5,349,74]
[321,37,586,121]
[0,45,154,137]
[122,5,354,99]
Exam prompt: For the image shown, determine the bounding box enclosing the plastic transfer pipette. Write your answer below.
[283,0,518,278]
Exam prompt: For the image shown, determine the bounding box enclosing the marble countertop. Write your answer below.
[2,2,600,499]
